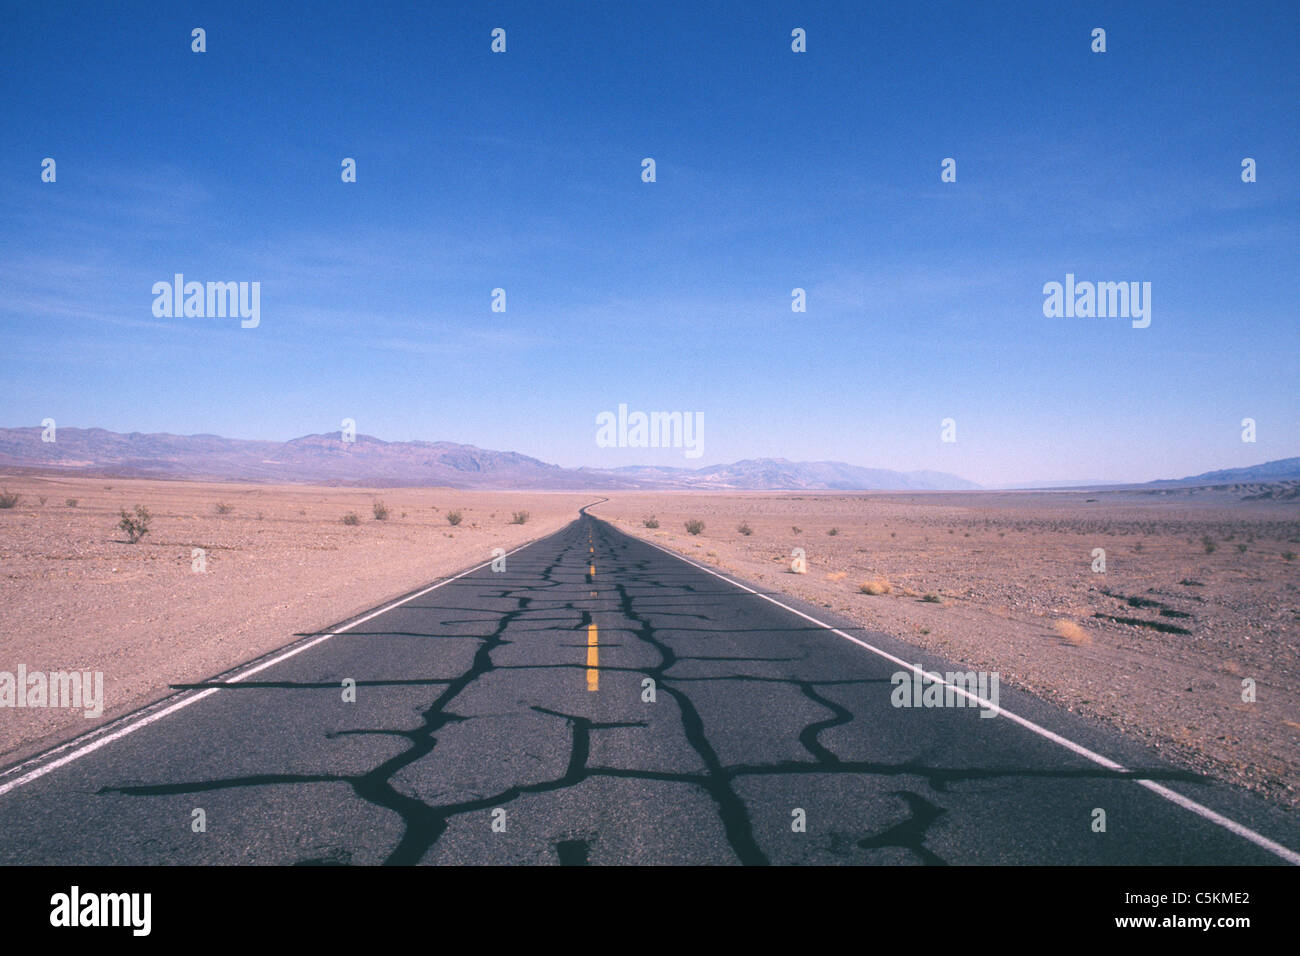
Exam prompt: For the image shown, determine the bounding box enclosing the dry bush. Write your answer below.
[859,578,892,595]
[1054,619,1091,645]
[118,505,151,543]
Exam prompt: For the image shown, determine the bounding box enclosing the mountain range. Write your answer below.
[1151,458,1300,486]
[0,427,978,491]
[2,426,1296,492]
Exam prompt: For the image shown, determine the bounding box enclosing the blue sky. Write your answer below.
[2,0,1297,486]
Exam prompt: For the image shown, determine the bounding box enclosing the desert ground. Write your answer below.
[0,474,593,763]
[590,490,1300,809]
[3,477,1298,813]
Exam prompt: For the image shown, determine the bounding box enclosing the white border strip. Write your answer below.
[630,530,1300,865]
[0,539,540,798]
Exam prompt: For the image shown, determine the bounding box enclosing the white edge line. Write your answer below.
[0,539,540,798]
[627,529,1300,866]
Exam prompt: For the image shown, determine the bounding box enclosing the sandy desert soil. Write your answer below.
[591,490,1300,810]
[0,475,592,764]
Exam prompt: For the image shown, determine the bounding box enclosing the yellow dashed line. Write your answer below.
[586,623,599,692]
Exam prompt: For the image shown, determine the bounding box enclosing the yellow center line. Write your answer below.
[586,623,599,692]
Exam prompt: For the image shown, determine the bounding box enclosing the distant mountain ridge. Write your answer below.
[0,426,978,491]
[995,459,1300,491]
[612,458,981,490]
[1156,458,1300,486]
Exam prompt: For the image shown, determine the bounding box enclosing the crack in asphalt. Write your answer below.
[857,791,949,865]
[94,519,1207,865]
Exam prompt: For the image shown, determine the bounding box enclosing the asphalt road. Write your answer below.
[1,509,1297,865]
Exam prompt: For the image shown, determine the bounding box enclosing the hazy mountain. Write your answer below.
[1153,458,1300,486]
[0,427,594,489]
[612,458,979,490]
[0,426,978,491]
[999,459,1300,491]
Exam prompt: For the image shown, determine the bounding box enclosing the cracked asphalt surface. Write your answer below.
[1,510,1297,865]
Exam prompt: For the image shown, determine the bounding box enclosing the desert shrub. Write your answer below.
[1054,620,1091,646]
[214,502,234,514]
[791,526,801,534]
[66,498,78,507]
[920,593,943,604]
[38,496,46,505]
[1284,552,1296,562]
[372,500,389,520]
[737,521,753,536]
[685,519,705,535]
[118,505,151,543]
[446,510,463,526]
[1201,535,1217,554]
[0,490,20,509]
[828,527,839,536]
[1133,542,1144,553]
[643,516,659,528]
[1236,544,1247,553]
[341,512,361,525]
[859,579,891,595]
[510,511,529,524]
